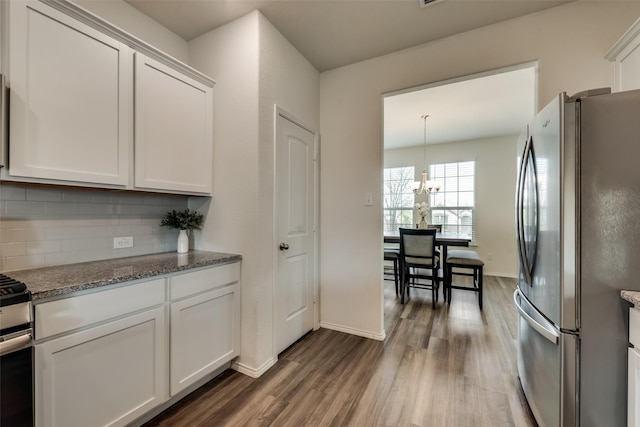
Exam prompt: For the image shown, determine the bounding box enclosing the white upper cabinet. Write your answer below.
[134,54,213,195]
[7,0,131,186]
[607,17,640,92]
[2,0,215,195]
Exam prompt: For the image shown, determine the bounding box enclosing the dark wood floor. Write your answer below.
[144,276,537,427]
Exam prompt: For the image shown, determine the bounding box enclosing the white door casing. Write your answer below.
[274,108,317,355]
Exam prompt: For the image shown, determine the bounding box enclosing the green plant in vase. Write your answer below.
[160,209,204,253]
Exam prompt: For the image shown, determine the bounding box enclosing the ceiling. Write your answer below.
[384,65,536,149]
[123,0,565,148]
[124,0,571,73]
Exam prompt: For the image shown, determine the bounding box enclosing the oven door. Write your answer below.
[1,329,34,427]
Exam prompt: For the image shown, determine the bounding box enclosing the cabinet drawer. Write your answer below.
[631,307,640,347]
[170,263,240,301]
[35,278,166,340]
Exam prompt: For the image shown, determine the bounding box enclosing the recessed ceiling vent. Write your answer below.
[419,0,442,8]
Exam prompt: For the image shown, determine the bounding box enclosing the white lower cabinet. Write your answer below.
[35,307,166,427]
[33,262,240,427]
[630,307,640,427]
[170,264,241,395]
[630,346,640,427]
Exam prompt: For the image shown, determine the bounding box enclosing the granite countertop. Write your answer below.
[3,250,242,301]
[622,290,640,306]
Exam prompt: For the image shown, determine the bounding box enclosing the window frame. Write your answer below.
[428,161,476,242]
[383,166,415,234]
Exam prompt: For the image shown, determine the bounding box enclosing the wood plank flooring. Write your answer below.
[144,276,537,427]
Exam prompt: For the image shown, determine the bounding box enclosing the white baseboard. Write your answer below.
[232,356,278,378]
[485,272,517,279]
[319,321,386,341]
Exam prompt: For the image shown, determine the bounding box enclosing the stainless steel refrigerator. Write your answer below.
[514,88,640,427]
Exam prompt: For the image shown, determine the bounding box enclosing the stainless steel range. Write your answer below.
[0,273,33,427]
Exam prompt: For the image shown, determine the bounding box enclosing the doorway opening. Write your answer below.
[382,63,537,313]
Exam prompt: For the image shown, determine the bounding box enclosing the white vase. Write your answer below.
[417,216,428,229]
[177,229,189,253]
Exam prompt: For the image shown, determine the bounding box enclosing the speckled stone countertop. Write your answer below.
[622,290,640,306]
[3,251,241,301]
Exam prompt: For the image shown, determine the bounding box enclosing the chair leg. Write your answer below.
[431,281,436,309]
[445,264,453,305]
[433,267,438,303]
[478,266,483,310]
[400,267,405,304]
[393,259,399,295]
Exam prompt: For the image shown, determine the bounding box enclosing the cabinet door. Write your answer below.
[134,53,213,195]
[8,0,131,186]
[630,347,640,427]
[35,307,167,427]
[170,283,240,395]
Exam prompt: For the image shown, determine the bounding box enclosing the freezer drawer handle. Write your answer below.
[514,289,558,345]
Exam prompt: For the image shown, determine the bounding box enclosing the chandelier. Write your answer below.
[412,114,441,195]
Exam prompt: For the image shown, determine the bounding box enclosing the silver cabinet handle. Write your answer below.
[279,243,289,251]
[0,331,32,356]
[514,289,559,345]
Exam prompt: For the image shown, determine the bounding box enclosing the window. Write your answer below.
[383,166,415,234]
[429,161,475,240]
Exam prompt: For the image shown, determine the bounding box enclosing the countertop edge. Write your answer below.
[3,251,242,301]
[622,290,640,306]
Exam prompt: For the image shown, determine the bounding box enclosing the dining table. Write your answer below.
[384,231,472,279]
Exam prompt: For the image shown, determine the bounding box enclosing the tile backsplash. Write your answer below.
[0,182,192,272]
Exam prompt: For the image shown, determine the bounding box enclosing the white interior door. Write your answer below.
[275,111,316,355]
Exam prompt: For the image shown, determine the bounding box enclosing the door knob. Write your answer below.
[279,243,289,251]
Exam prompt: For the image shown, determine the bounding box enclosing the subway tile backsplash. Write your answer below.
[0,182,192,272]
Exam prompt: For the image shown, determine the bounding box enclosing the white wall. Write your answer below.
[385,134,518,277]
[187,12,262,373]
[319,2,640,339]
[188,11,320,376]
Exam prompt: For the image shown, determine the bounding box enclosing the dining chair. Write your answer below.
[384,244,400,295]
[445,249,484,309]
[399,227,440,308]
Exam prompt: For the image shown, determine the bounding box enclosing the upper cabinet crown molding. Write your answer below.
[606,17,640,93]
[39,0,215,88]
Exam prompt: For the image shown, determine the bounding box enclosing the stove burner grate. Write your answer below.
[0,274,30,306]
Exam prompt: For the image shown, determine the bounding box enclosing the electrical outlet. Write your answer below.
[113,236,133,249]
[487,252,493,261]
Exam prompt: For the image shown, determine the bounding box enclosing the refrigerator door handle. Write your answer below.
[516,142,528,278]
[516,136,539,285]
[514,289,559,344]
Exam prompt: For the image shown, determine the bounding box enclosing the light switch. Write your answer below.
[364,192,373,206]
